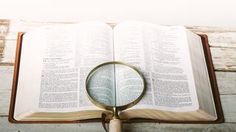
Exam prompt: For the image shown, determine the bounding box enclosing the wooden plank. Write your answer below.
[0,19,11,65]
[216,72,236,94]
[4,20,78,40]
[0,117,102,132]
[0,19,10,36]
[0,117,235,132]
[221,95,236,122]
[187,26,236,33]
[207,32,236,48]
[125,123,236,132]
[211,48,236,71]
[0,40,16,65]
[0,66,13,115]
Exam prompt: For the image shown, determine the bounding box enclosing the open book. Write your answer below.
[9,21,223,123]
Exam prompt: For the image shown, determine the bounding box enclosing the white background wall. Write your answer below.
[1,0,236,27]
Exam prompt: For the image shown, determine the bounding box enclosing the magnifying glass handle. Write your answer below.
[109,118,122,132]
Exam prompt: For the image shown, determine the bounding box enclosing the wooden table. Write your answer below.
[0,19,236,132]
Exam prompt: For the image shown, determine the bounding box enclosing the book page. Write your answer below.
[114,21,198,112]
[14,29,47,119]
[37,25,79,112]
[186,31,217,118]
[115,64,144,106]
[14,22,114,119]
[75,22,114,110]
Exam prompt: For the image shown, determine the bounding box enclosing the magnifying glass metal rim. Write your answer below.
[85,61,146,112]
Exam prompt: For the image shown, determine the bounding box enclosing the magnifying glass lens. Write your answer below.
[86,63,145,109]
[87,64,116,106]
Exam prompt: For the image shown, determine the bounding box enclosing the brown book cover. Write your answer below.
[8,32,224,123]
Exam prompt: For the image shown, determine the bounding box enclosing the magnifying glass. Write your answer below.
[86,61,146,132]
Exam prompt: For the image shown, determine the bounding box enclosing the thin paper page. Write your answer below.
[15,25,80,118]
[186,30,217,117]
[15,22,114,118]
[115,64,144,106]
[14,29,47,119]
[74,22,114,110]
[114,21,199,112]
[37,25,80,112]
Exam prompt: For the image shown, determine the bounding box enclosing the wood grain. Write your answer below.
[0,19,10,64]
[0,40,16,65]
[207,32,236,47]
[0,66,13,115]
[187,26,236,33]
[0,117,236,132]
[211,48,236,71]
[216,72,236,94]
